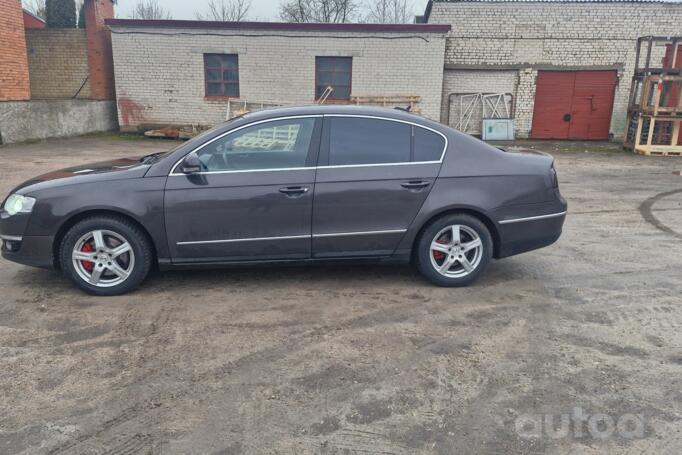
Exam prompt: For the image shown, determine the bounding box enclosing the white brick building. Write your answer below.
[106,20,449,131]
[423,0,682,139]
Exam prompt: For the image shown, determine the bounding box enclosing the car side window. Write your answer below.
[329,117,411,165]
[196,118,316,171]
[413,126,445,162]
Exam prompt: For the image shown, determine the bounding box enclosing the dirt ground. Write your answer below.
[0,134,681,454]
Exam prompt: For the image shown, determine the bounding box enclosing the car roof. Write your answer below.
[237,104,440,127]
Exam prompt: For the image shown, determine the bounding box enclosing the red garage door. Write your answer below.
[531,70,617,140]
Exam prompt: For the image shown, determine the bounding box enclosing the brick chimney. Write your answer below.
[0,0,31,101]
[84,0,115,100]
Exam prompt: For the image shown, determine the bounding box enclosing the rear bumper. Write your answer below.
[494,196,567,258]
[496,213,565,258]
[1,235,55,269]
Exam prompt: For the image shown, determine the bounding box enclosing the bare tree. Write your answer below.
[279,0,359,23]
[195,0,251,21]
[129,0,172,19]
[24,0,47,19]
[364,0,413,23]
[77,0,85,28]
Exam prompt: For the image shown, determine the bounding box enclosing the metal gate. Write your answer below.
[531,70,617,140]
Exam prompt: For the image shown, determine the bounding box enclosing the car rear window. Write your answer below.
[329,117,411,166]
[413,127,445,162]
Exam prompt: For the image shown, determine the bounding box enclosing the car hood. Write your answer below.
[11,157,151,195]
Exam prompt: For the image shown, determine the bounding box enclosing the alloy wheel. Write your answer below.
[71,229,135,288]
[429,224,483,278]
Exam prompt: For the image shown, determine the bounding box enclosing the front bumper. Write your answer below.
[1,211,55,268]
[1,234,55,268]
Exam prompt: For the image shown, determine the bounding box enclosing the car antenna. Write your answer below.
[394,105,411,112]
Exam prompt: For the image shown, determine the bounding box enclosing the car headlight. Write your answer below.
[3,194,36,216]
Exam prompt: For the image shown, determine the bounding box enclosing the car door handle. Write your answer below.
[401,181,430,190]
[279,186,309,196]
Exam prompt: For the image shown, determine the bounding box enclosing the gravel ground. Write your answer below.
[0,135,681,454]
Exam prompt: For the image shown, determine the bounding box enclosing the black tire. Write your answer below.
[415,213,493,287]
[59,216,153,296]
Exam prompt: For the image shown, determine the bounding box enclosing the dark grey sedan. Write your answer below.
[1,105,566,295]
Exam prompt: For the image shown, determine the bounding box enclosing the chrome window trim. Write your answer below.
[171,166,312,176]
[316,160,441,170]
[312,229,406,238]
[176,229,407,245]
[169,115,323,176]
[1,234,23,241]
[168,113,448,176]
[498,211,567,225]
[323,113,448,165]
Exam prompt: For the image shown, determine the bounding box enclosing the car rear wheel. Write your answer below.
[415,214,493,287]
[59,216,152,296]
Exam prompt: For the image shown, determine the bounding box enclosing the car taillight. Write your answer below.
[550,165,559,188]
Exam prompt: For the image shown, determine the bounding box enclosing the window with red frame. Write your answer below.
[204,54,239,98]
[315,57,352,101]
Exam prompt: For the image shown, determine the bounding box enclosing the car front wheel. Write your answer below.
[59,216,152,296]
[415,214,493,287]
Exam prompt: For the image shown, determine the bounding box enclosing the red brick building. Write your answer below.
[23,9,46,29]
[0,0,31,101]
[0,0,118,143]
[85,0,116,100]
[0,0,116,102]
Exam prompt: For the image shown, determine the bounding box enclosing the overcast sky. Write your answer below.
[113,0,431,21]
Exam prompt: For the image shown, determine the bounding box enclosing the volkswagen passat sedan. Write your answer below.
[1,106,566,295]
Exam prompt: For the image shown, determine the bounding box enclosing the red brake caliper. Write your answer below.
[433,238,446,261]
[81,242,94,271]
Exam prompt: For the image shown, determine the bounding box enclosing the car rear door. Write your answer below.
[311,115,446,258]
[164,116,322,263]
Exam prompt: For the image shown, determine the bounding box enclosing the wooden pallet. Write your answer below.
[350,94,421,113]
[630,115,682,156]
[635,148,682,156]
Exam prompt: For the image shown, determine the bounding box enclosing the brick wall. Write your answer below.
[428,1,682,139]
[109,25,446,129]
[25,30,91,99]
[85,0,116,100]
[0,0,31,101]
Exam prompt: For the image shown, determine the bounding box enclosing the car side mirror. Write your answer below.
[180,153,203,174]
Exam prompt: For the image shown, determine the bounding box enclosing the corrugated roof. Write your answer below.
[104,19,451,34]
[423,0,682,21]
[432,0,680,2]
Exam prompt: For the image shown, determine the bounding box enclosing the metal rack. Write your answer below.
[625,36,682,156]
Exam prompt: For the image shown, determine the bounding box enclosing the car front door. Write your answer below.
[312,115,446,258]
[164,116,321,263]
